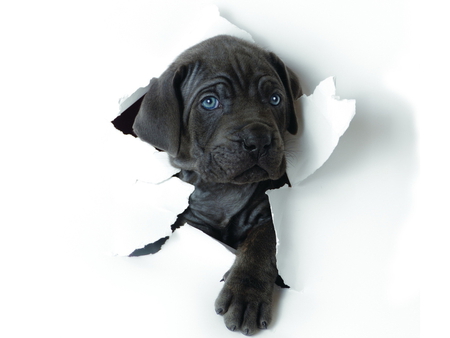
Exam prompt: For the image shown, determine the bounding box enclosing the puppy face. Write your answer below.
[183,62,291,184]
[132,35,301,184]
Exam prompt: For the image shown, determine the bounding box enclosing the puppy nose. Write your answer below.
[240,123,273,157]
[242,134,272,153]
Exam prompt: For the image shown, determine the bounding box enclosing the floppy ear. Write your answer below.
[132,67,186,156]
[267,52,302,135]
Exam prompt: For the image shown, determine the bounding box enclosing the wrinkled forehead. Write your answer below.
[180,52,283,101]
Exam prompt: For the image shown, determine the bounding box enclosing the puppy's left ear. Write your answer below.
[267,52,302,135]
[132,66,187,156]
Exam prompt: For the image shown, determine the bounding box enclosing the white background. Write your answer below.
[1,0,447,337]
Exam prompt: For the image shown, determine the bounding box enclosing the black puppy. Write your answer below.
[113,35,301,335]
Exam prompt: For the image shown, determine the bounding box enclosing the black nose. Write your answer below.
[240,123,273,157]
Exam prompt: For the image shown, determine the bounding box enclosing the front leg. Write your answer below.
[215,220,278,336]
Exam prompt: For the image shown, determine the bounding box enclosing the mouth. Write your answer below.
[206,147,286,184]
[232,165,270,184]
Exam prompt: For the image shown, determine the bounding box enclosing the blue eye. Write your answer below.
[270,94,281,106]
[201,96,220,110]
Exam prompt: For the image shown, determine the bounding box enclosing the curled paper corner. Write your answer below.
[193,5,254,43]
[285,76,356,185]
[118,83,150,115]
[109,177,194,257]
[309,77,356,137]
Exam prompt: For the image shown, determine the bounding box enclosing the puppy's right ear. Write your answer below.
[267,52,302,135]
[133,66,186,156]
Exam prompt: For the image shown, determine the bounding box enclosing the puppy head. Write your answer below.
[123,35,301,184]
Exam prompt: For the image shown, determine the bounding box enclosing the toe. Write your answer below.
[258,302,272,329]
[223,302,244,332]
[240,303,259,335]
[215,288,232,315]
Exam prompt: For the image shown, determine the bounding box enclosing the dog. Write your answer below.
[112,35,301,335]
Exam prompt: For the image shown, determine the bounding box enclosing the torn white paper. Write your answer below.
[285,76,356,185]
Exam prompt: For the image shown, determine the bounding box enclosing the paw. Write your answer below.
[215,269,275,335]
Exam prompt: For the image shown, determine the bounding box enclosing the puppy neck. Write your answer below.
[175,169,274,248]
